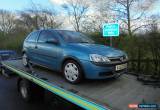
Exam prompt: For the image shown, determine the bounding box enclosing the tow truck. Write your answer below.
[1,59,160,110]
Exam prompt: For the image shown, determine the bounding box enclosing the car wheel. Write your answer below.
[63,60,83,84]
[19,79,32,102]
[1,68,10,78]
[22,53,29,67]
[18,78,44,102]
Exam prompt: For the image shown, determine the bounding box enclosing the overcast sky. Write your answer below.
[0,0,159,14]
[0,0,159,30]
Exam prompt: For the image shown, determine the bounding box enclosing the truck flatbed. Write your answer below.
[2,59,160,110]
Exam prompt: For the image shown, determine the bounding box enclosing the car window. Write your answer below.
[57,30,94,44]
[38,30,58,43]
[26,31,39,42]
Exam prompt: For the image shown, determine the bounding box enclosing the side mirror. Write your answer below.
[46,39,59,45]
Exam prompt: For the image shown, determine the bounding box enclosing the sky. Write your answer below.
[0,0,159,14]
[0,0,53,11]
[0,0,159,30]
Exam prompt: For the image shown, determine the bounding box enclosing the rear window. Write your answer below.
[26,31,39,42]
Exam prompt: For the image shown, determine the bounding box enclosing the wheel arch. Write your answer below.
[61,56,85,77]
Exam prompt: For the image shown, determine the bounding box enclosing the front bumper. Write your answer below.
[80,60,128,79]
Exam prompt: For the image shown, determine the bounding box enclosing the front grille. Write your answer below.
[109,56,126,63]
[109,58,121,62]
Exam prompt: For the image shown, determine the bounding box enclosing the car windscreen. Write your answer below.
[56,30,95,44]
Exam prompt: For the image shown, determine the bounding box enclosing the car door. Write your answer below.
[35,30,61,70]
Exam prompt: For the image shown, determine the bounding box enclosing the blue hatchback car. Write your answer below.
[22,29,128,83]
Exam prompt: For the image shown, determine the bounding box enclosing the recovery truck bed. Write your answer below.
[2,59,160,110]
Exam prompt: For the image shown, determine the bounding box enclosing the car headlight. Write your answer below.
[89,54,110,63]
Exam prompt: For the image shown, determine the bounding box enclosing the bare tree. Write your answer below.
[18,1,62,31]
[84,0,113,32]
[145,15,160,74]
[109,0,157,37]
[0,10,15,34]
[38,9,62,29]
[15,12,34,31]
[147,15,160,32]
[62,0,89,32]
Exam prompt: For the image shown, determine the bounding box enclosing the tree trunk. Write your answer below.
[127,0,132,37]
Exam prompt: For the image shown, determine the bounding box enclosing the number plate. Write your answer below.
[116,63,127,71]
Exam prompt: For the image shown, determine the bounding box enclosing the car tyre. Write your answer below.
[63,60,83,84]
[22,53,29,67]
[19,79,33,102]
[18,78,45,102]
[1,67,10,78]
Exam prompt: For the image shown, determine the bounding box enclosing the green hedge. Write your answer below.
[0,32,28,53]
